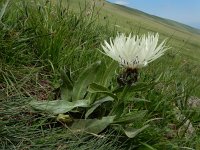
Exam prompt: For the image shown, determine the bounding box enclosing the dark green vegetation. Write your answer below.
[1,0,200,149]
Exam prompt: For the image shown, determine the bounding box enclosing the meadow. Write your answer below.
[1,0,200,149]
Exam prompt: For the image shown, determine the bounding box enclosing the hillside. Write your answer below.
[112,3,200,35]
[1,0,200,149]
[67,0,200,61]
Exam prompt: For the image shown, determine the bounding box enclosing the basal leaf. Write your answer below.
[88,83,118,100]
[30,99,89,114]
[124,125,149,138]
[60,69,73,101]
[101,60,118,86]
[85,96,114,119]
[113,110,147,124]
[72,61,101,101]
[70,116,115,134]
[109,101,124,118]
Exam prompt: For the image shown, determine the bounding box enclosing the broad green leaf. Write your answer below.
[113,110,147,124]
[88,83,118,100]
[109,101,124,118]
[92,61,106,84]
[88,83,109,92]
[61,69,73,89]
[85,96,114,119]
[30,99,89,114]
[72,61,101,101]
[118,85,131,100]
[124,125,149,138]
[60,69,73,101]
[101,61,118,86]
[70,116,115,134]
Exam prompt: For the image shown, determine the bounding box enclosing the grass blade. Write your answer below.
[0,0,9,22]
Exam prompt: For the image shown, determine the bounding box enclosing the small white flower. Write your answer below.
[101,33,169,69]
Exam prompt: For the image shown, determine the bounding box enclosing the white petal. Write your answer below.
[101,32,169,69]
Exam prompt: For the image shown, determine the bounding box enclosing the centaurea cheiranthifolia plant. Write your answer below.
[101,32,169,86]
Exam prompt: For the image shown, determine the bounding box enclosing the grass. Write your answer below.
[1,97,123,149]
[1,0,200,149]
[67,0,200,61]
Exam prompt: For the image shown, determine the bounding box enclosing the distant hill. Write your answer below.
[67,0,200,60]
[114,3,200,35]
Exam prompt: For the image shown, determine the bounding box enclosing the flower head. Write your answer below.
[101,33,169,69]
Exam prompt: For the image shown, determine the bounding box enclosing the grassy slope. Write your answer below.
[1,0,200,149]
[107,3,200,60]
[68,0,200,61]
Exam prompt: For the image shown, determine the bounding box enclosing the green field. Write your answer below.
[1,0,200,149]
[68,0,200,60]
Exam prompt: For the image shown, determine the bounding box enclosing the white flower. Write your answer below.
[101,33,169,69]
